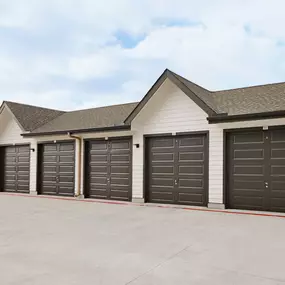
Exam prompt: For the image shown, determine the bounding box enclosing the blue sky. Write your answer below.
[0,0,284,110]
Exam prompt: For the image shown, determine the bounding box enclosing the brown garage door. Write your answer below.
[38,141,75,196]
[0,145,30,193]
[146,134,208,206]
[85,138,132,201]
[227,128,285,212]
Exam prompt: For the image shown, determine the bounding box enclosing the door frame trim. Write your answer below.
[143,131,209,205]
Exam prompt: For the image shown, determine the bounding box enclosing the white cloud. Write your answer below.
[0,0,284,109]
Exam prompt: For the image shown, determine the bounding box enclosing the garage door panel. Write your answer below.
[90,165,108,174]
[6,156,16,163]
[151,177,174,187]
[179,178,203,189]
[89,188,108,199]
[178,165,204,175]
[86,139,132,201]
[111,177,129,186]
[270,129,285,142]
[109,188,129,200]
[149,191,174,202]
[2,145,30,193]
[234,165,264,175]
[90,154,108,163]
[179,136,204,147]
[270,148,285,158]
[146,134,208,206]
[234,149,264,159]
[110,154,130,163]
[90,176,107,185]
[90,142,108,151]
[152,165,174,175]
[227,129,285,212]
[233,132,264,144]
[152,152,174,162]
[59,156,74,163]
[271,181,285,192]
[59,175,74,183]
[39,142,75,196]
[234,179,264,190]
[271,165,285,176]
[179,151,204,162]
[151,138,175,149]
[111,165,130,175]
[178,193,204,204]
[111,141,130,150]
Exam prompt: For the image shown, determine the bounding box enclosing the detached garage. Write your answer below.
[3,69,285,213]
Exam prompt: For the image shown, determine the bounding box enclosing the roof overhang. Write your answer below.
[21,125,131,137]
[208,110,285,124]
[124,69,217,124]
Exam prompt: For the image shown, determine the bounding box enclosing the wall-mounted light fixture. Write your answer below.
[30,148,35,152]
[134,143,140,148]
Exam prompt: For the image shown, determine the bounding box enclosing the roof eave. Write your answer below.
[21,125,131,137]
[207,110,285,124]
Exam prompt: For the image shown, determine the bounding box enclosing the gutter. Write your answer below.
[68,132,82,197]
[22,125,130,137]
[208,110,285,124]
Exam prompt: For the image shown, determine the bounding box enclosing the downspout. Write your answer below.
[68,132,82,197]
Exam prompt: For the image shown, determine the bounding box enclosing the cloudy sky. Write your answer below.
[0,0,284,111]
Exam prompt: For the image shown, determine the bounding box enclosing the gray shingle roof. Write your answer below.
[4,101,65,131]
[212,82,285,115]
[3,69,285,135]
[168,70,285,116]
[31,102,138,134]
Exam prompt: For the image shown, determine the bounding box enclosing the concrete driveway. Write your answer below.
[0,194,285,285]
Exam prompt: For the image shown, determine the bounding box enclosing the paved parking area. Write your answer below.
[0,194,285,285]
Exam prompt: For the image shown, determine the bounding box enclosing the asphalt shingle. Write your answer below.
[4,101,65,131]
[31,102,138,133]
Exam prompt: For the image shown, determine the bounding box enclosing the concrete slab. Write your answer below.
[0,194,285,285]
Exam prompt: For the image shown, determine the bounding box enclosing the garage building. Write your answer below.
[1,69,285,212]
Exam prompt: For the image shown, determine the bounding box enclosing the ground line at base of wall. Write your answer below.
[1,193,285,219]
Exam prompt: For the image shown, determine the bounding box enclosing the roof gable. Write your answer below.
[124,69,219,124]
[3,101,65,132]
